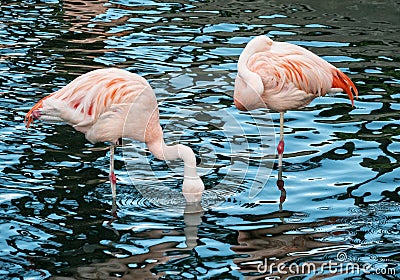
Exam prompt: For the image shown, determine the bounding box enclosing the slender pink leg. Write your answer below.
[109,145,117,198]
[277,112,285,170]
[277,112,286,206]
[108,147,118,224]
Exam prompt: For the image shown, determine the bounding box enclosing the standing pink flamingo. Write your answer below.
[25,68,204,203]
[233,35,358,186]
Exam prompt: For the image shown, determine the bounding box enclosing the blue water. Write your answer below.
[0,0,399,279]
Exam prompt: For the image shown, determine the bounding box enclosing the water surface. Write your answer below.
[0,0,399,279]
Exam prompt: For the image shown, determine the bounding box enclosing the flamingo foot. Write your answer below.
[277,139,284,155]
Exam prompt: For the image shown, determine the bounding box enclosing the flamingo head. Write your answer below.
[182,175,205,203]
[234,96,247,111]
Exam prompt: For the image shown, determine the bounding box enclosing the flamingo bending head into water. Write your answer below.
[25,68,205,203]
[233,35,358,178]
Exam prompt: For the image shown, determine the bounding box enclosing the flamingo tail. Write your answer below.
[331,69,358,106]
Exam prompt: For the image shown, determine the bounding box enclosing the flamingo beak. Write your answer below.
[234,98,247,111]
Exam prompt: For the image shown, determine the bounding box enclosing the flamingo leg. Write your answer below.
[109,145,117,198]
[108,148,118,224]
[277,112,286,208]
[277,112,285,172]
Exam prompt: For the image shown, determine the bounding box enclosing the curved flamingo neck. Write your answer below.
[237,50,263,96]
[234,36,273,111]
[147,140,196,173]
[237,35,272,94]
[146,139,204,202]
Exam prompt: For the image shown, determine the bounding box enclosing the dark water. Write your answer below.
[1,0,399,279]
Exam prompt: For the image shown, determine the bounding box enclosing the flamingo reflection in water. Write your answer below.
[231,212,347,278]
[77,203,203,279]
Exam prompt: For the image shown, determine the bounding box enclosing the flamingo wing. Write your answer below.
[25,68,151,130]
[25,68,159,144]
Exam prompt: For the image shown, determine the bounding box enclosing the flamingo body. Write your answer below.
[233,35,358,112]
[25,68,204,202]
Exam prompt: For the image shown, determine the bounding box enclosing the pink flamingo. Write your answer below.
[25,68,204,203]
[233,35,358,187]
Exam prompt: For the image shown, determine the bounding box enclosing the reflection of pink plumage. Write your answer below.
[234,35,358,171]
[25,68,204,202]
